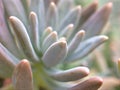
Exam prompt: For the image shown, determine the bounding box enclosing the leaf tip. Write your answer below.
[101,35,109,41]
[78,30,85,36]
[106,2,113,9]
[59,40,67,48]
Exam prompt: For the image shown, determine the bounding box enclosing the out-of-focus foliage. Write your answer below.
[75,0,120,90]
[74,0,93,6]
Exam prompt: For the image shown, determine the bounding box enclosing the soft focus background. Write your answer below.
[74,0,120,90]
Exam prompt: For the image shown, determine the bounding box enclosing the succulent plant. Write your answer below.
[0,0,112,90]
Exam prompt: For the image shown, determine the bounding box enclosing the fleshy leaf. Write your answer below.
[58,6,81,32]
[9,16,39,62]
[50,67,89,82]
[69,77,103,90]
[21,0,30,15]
[0,1,21,58]
[68,30,85,55]
[0,43,19,78]
[2,0,27,25]
[30,0,46,32]
[44,0,59,11]
[77,0,98,27]
[42,40,67,67]
[42,31,58,53]
[29,12,40,50]
[46,2,58,30]
[81,2,112,39]
[59,24,74,41]
[65,35,108,62]
[12,60,33,90]
[58,0,74,21]
[41,27,53,42]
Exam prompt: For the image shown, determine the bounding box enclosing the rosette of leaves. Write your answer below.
[0,0,112,90]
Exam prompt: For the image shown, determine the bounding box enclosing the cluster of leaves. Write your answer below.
[0,0,118,90]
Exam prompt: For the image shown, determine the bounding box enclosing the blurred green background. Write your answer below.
[74,0,120,90]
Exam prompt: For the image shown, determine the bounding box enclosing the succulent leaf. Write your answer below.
[50,67,89,82]
[12,59,33,90]
[59,24,74,41]
[30,0,46,32]
[58,5,81,32]
[68,30,85,55]
[58,0,74,20]
[77,0,98,26]
[21,0,30,15]
[0,2,21,58]
[69,77,103,90]
[46,2,58,30]
[65,35,108,62]
[9,16,39,62]
[2,0,27,26]
[42,31,58,53]
[29,12,40,50]
[81,2,112,40]
[41,27,53,42]
[0,43,19,78]
[42,40,67,67]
